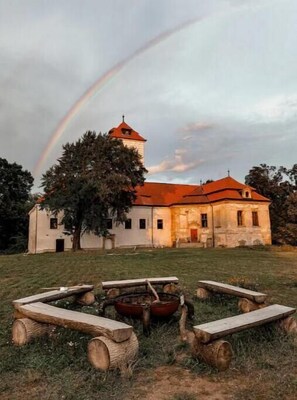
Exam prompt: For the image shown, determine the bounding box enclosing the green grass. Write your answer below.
[0,247,296,399]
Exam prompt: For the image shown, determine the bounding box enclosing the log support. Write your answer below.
[106,288,121,299]
[12,318,55,346]
[88,332,139,377]
[75,291,96,306]
[163,283,179,294]
[277,316,297,334]
[238,298,267,313]
[191,338,233,371]
[196,287,211,300]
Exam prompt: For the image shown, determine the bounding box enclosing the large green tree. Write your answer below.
[0,158,34,252]
[245,164,297,244]
[41,131,147,251]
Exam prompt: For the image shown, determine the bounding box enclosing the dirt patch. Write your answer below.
[130,365,238,400]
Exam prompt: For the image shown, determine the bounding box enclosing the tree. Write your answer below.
[245,164,296,244]
[0,158,34,252]
[40,131,147,251]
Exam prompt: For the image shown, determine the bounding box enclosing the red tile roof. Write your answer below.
[134,176,270,206]
[109,121,146,142]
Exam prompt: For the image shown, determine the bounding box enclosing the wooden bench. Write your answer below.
[13,284,95,307]
[190,304,296,370]
[196,280,268,312]
[12,295,138,375]
[102,276,179,298]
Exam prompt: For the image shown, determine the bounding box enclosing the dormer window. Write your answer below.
[121,128,132,136]
[240,188,251,198]
[245,191,250,198]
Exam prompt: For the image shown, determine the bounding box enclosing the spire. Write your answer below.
[122,114,125,122]
[227,169,230,177]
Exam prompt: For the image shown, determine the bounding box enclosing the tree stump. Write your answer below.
[192,338,233,371]
[76,291,95,306]
[12,318,55,346]
[88,332,139,376]
[196,287,211,300]
[238,298,267,313]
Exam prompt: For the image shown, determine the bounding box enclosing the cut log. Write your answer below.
[106,288,121,299]
[163,283,179,294]
[76,291,95,306]
[12,318,55,346]
[192,338,233,371]
[278,316,297,334]
[196,287,211,299]
[102,277,179,290]
[17,302,132,343]
[88,332,139,376]
[238,298,267,313]
[197,281,267,303]
[13,284,94,307]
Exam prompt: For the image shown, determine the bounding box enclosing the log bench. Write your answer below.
[196,280,268,312]
[12,300,138,375]
[102,276,179,298]
[188,304,296,370]
[13,284,96,307]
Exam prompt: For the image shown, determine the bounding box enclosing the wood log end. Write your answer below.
[76,291,96,306]
[106,288,120,299]
[278,316,297,334]
[12,318,54,346]
[163,283,179,294]
[196,287,211,300]
[238,298,268,313]
[192,338,233,371]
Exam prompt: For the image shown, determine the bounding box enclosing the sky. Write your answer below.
[1,0,296,190]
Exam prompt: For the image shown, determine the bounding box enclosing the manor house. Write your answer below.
[28,119,271,253]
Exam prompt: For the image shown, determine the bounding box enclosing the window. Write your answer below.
[252,211,259,226]
[157,219,163,229]
[125,219,132,229]
[106,219,113,230]
[50,218,58,229]
[237,211,243,226]
[139,219,146,229]
[201,213,208,228]
[245,191,250,198]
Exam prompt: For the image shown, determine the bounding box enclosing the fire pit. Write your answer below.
[114,292,180,318]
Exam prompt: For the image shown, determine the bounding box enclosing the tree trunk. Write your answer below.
[12,318,55,346]
[72,225,82,251]
[88,332,139,376]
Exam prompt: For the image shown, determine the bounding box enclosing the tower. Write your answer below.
[108,116,146,164]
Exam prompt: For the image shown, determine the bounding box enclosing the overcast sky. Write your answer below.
[1,0,296,190]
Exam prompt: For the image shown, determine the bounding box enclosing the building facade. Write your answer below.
[28,120,271,253]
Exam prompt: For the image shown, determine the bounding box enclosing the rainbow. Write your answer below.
[33,14,214,177]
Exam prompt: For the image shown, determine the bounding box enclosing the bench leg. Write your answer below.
[88,332,139,376]
[75,291,95,306]
[277,316,297,334]
[192,338,233,371]
[238,298,267,313]
[196,287,211,299]
[106,288,121,298]
[12,318,55,346]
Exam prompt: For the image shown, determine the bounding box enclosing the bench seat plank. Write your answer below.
[17,302,132,343]
[194,304,296,343]
[13,285,94,307]
[102,277,179,289]
[198,280,267,303]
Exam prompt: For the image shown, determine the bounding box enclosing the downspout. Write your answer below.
[151,206,154,247]
[211,204,215,248]
[34,205,38,254]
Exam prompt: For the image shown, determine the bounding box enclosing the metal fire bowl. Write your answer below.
[114,292,180,318]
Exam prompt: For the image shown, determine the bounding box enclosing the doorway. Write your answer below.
[190,229,198,242]
[56,239,65,252]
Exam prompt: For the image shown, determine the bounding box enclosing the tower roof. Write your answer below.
[108,118,146,142]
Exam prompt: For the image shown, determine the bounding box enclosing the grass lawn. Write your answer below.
[0,247,296,400]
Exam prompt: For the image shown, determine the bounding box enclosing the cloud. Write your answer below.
[247,95,297,123]
[181,122,214,132]
[147,148,204,174]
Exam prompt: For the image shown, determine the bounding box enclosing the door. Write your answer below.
[56,239,65,252]
[190,229,198,242]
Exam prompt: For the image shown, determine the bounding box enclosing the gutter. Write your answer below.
[210,204,215,248]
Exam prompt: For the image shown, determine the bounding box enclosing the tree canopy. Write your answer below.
[40,131,147,251]
[0,158,34,252]
[245,163,297,245]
